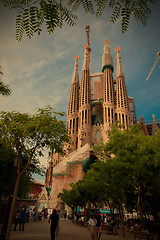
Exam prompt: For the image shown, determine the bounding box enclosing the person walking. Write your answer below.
[19,208,27,231]
[88,214,97,240]
[95,213,102,240]
[14,210,20,231]
[49,209,59,240]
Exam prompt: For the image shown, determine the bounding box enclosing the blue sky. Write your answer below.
[0,2,160,180]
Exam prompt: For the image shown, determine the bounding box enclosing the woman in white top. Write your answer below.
[88,214,97,240]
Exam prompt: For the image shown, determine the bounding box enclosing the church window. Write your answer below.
[122,114,124,128]
[115,113,117,125]
[108,107,110,122]
[111,108,113,123]
[76,117,78,132]
[85,109,87,123]
[82,110,84,125]
[73,118,75,133]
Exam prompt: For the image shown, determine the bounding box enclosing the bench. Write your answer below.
[134,231,153,240]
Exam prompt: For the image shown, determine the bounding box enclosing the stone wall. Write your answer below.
[48,144,90,208]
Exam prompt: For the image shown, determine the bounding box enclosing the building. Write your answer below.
[44,26,136,209]
[29,179,44,199]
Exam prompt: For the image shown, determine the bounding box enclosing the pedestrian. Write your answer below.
[95,212,102,240]
[19,208,27,231]
[49,209,59,240]
[64,212,67,221]
[14,210,20,231]
[88,214,97,240]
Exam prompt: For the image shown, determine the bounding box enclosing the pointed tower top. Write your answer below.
[102,39,113,71]
[74,55,79,70]
[104,40,109,45]
[82,44,89,71]
[115,46,121,53]
[115,46,121,60]
[152,114,155,120]
[71,55,79,84]
[74,55,79,60]
[84,44,89,49]
[152,114,159,135]
[115,46,124,77]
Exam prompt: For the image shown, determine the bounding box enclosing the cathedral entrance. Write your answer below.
[91,103,103,125]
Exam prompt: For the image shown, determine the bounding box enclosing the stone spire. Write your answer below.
[102,40,115,105]
[82,44,89,71]
[71,55,79,84]
[102,40,113,72]
[67,55,80,151]
[141,116,148,136]
[115,46,130,128]
[152,114,159,135]
[115,46,124,77]
[78,44,91,148]
[102,40,115,143]
[85,25,91,74]
[80,44,90,107]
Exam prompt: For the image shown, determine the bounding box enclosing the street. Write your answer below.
[10,218,134,240]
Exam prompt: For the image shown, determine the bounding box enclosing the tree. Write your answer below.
[59,181,87,223]
[0,141,45,201]
[94,125,160,227]
[0,0,155,41]
[0,67,11,96]
[0,105,69,240]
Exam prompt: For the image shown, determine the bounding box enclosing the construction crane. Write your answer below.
[146,51,160,81]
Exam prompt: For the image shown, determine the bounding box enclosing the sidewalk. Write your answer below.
[10,219,134,240]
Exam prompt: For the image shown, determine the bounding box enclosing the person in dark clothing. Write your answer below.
[49,209,59,240]
[19,208,27,231]
[95,213,102,240]
[14,210,20,231]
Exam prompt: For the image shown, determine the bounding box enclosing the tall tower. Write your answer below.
[102,40,115,142]
[85,25,91,74]
[67,55,80,152]
[115,47,130,128]
[78,44,92,148]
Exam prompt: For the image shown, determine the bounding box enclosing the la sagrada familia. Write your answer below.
[40,26,136,209]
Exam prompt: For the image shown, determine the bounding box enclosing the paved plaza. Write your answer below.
[10,218,134,240]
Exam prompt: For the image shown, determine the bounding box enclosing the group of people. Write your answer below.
[49,210,103,240]
[14,208,29,231]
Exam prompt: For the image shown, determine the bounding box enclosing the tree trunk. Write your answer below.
[137,185,145,229]
[120,203,125,238]
[5,174,21,240]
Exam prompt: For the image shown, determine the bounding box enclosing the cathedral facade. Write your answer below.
[44,27,136,209]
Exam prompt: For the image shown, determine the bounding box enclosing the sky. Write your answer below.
[0,1,160,181]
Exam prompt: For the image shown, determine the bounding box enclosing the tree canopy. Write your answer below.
[59,125,160,228]
[0,105,69,240]
[0,0,155,41]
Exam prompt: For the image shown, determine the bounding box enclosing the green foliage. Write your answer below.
[0,67,11,96]
[0,106,69,198]
[0,0,155,41]
[0,138,45,200]
[17,174,32,198]
[68,0,94,13]
[68,0,155,33]
[59,125,160,222]
[0,0,77,41]
[59,181,87,208]
[94,125,160,221]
